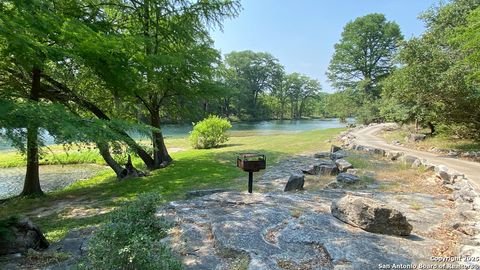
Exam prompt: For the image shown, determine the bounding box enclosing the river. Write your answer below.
[0,118,354,151]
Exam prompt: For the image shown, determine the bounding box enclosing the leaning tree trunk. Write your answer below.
[39,75,156,170]
[21,68,43,196]
[97,143,146,179]
[150,108,172,168]
[97,142,124,178]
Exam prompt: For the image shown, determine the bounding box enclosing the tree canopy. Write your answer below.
[327,13,403,98]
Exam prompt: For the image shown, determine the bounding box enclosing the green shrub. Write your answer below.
[82,194,182,270]
[189,115,232,149]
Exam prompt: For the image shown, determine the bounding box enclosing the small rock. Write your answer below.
[447,151,459,157]
[331,150,348,160]
[411,159,422,169]
[434,165,464,184]
[399,155,418,165]
[387,151,402,161]
[373,148,385,156]
[422,163,435,171]
[435,165,450,182]
[345,169,375,178]
[330,145,342,153]
[314,152,331,159]
[331,195,413,236]
[335,159,353,172]
[336,173,359,184]
[325,181,339,189]
[408,134,427,142]
[284,174,305,192]
[302,160,338,176]
[346,168,359,175]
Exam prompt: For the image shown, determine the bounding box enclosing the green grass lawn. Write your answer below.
[0,128,343,242]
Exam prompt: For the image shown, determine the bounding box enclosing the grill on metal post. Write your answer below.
[236,153,266,193]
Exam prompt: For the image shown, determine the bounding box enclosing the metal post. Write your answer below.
[248,171,253,193]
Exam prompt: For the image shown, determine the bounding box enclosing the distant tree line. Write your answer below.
[192,50,326,121]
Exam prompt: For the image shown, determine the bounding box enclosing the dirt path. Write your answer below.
[351,124,480,188]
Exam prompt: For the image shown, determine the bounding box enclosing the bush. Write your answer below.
[189,115,232,149]
[82,194,182,270]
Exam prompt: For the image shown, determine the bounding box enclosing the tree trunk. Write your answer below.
[97,142,124,178]
[279,100,285,120]
[150,108,172,168]
[427,122,435,134]
[21,68,43,196]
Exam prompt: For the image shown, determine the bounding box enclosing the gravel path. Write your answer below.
[351,124,480,188]
[0,164,108,199]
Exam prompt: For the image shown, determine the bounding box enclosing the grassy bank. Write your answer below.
[381,127,480,152]
[0,128,343,242]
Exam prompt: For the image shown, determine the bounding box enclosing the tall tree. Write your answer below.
[224,50,283,119]
[81,0,240,169]
[327,13,403,98]
[382,0,480,137]
[452,6,480,82]
[0,0,67,196]
[284,73,322,119]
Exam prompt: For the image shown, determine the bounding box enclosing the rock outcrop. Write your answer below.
[331,195,413,236]
[186,189,232,199]
[0,218,49,255]
[158,191,446,270]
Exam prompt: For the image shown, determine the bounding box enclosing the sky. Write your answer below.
[210,0,440,93]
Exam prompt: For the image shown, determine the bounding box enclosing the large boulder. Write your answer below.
[335,159,353,172]
[0,217,49,255]
[336,173,359,184]
[302,160,338,176]
[284,174,305,192]
[331,195,413,236]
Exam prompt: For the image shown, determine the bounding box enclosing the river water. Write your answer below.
[0,118,353,151]
[0,119,352,198]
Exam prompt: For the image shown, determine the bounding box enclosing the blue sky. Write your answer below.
[210,0,440,93]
